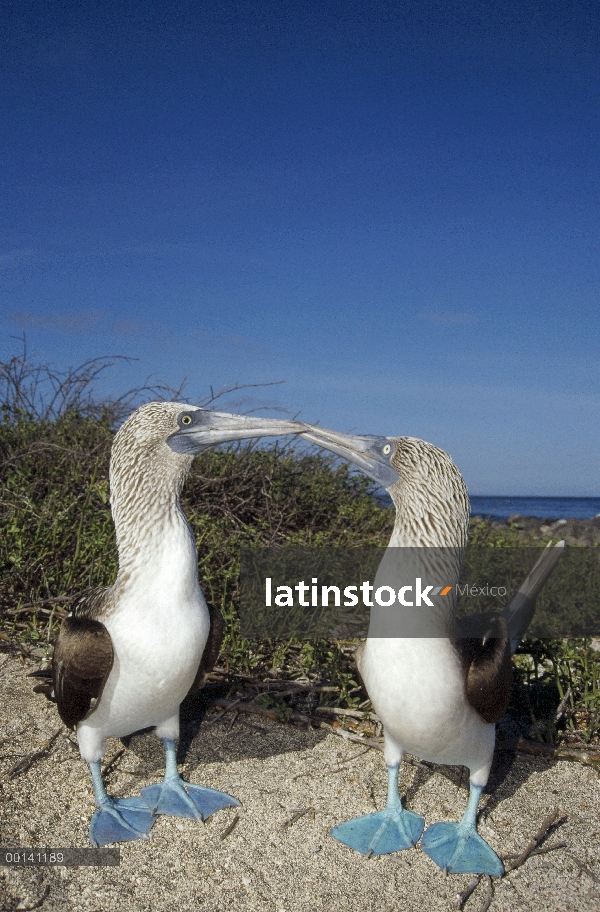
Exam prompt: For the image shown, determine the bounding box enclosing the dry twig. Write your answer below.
[504,808,564,875]
[204,698,242,726]
[568,852,600,885]
[8,729,61,779]
[454,877,481,910]
[263,685,339,698]
[454,810,567,911]
[316,720,383,751]
[219,813,240,841]
[12,884,51,911]
[554,687,572,722]
[503,841,567,862]
[102,748,125,779]
[478,876,494,912]
[292,746,374,780]
[281,807,314,830]
[334,747,371,767]
[226,710,239,732]
[314,705,380,722]
[207,697,313,726]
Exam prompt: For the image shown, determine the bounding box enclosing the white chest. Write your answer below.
[80,517,211,743]
[360,636,493,773]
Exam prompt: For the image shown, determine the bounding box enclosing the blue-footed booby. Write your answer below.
[300,426,564,876]
[51,402,305,847]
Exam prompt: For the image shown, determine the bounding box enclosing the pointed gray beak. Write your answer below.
[167,408,307,454]
[301,426,400,489]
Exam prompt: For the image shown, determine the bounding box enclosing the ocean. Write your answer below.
[375,493,600,520]
[469,496,600,521]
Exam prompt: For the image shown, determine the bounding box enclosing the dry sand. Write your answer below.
[1,651,599,912]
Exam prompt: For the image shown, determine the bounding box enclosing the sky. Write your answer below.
[1,0,599,495]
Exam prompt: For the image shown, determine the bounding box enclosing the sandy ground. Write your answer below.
[1,651,599,912]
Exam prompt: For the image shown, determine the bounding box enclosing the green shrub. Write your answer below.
[0,347,597,745]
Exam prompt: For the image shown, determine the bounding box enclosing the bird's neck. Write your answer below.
[389,500,469,550]
[372,489,469,637]
[371,544,462,638]
[110,462,197,588]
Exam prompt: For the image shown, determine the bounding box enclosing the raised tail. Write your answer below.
[28,667,55,701]
[503,540,565,653]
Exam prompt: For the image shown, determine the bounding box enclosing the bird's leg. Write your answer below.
[420,783,504,875]
[330,764,424,856]
[88,761,156,847]
[140,739,240,820]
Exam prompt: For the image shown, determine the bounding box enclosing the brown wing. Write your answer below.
[353,640,367,691]
[30,588,112,705]
[52,614,114,729]
[186,604,225,698]
[454,614,513,724]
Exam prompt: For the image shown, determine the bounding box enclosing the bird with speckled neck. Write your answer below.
[300,425,564,875]
[50,401,306,847]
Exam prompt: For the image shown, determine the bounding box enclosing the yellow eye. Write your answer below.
[382,443,392,456]
[181,415,193,426]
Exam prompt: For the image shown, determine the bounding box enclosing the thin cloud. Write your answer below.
[417,312,477,326]
[0,248,41,269]
[7,309,104,334]
[110,320,267,354]
[6,307,269,355]
[219,333,269,356]
[112,318,145,338]
[111,318,180,346]
[192,328,270,356]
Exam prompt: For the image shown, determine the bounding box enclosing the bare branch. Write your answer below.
[0,338,290,425]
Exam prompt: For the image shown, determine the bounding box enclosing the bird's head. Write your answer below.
[301,426,470,547]
[110,401,306,507]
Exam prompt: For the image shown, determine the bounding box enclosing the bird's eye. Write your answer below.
[181,414,193,426]
[382,443,392,456]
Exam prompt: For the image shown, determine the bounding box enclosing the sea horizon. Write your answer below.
[469,495,600,521]
[375,493,600,520]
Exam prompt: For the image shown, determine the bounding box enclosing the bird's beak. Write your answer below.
[167,408,307,454]
[301,426,400,489]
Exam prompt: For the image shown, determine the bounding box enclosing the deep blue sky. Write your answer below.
[2,1,599,495]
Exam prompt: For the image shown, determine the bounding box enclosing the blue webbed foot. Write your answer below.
[89,797,156,847]
[331,806,425,856]
[142,738,240,821]
[420,820,504,876]
[87,761,156,847]
[330,764,424,856]
[420,784,504,876]
[141,778,240,821]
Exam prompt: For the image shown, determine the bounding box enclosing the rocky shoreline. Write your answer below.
[471,514,600,546]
